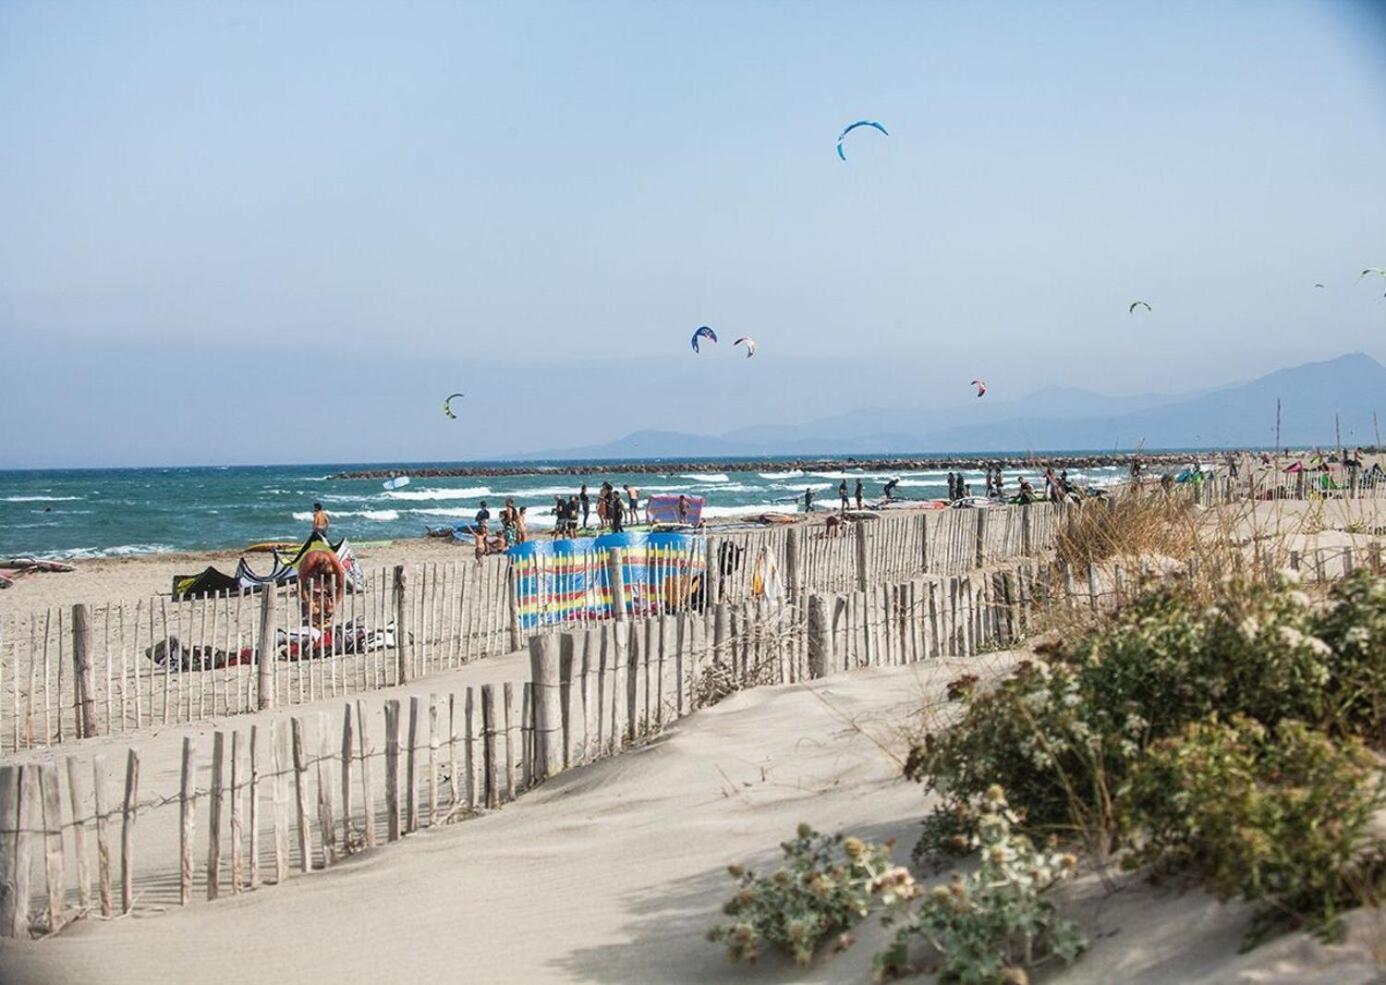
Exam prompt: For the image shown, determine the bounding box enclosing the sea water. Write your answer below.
[0,458,1128,558]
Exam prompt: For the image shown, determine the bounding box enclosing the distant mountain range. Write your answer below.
[533,352,1386,458]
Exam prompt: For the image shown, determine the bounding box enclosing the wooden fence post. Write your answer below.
[1020,503,1033,556]
[507,566,523,652]
[606,549,627,621]
[384,700,401,841]
[406,697,420,833]
[974,509,988,569]
[356,701,376,847]
[481,685,498,809]
[71,604,97,739]
[256,587,277,710]
[528,635,564,780]
[179,738,195,904]
[65,757,91,913]
[0,766,27,937]
[854,522,869,592]
[92,756,112,917]
[121,751,138,914]
[807,595,833,679]
[290,718,312,871]
[393,565,411,683]
[206,732,224,900]
[315,712,336,866]
[785,527,802,601]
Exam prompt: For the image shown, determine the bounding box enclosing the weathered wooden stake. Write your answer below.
[206,731,225,900]
[528,634,563,780]
[71,605,97,739]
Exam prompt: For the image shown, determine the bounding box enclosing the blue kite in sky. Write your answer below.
[836,120,889,161]
[690,325,718,353]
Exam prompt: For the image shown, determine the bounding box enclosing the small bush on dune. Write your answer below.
[908,574,1355,862]
[1309,569,1386,739]
[875,787,1086,984]
[707,824,915,968]
[1125,716,1386,946]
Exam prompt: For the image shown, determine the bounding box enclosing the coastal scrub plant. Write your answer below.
[707,824,916,968]
[907,573,1347,863]
[1125,715,1386,946]
[874,786,1086,984]
[1307,569,1386,739]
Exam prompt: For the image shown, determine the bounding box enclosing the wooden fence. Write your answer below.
[6,535,1383,940]
[0,504,1067,754]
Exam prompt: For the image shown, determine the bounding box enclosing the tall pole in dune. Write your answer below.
[1275,397,1281,459]
[1374,411,1381,452]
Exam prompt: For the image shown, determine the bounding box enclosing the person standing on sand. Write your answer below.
[677,494,690,524]
[516,506,528,543]
[311,502,331,539]
[838,480,849,512]
[626,485,640,525]
[804,487,815,513]
[610,491,625,532]
[854,478,864,510]
[579,484,590,530]
[883,478,899,501]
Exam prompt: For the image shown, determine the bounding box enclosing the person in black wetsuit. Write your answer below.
[609,491,625,532]
[883,478,899,501]
[854,478,864,509]
[579,484,590,530]
[838,480,849,512]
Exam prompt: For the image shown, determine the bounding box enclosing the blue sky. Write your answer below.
[2,1,1384,466]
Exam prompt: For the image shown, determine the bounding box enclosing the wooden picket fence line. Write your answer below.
[7,534,1383,939]
[0,504,1070,754]
[0,551,1064,938]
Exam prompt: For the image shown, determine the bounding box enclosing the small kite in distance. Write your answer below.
[1129,301,1152,314]
[1360,268,1386,281]
[443,392,464,420]
[971,379,987,398]
[690,326,718,353]
[733,336,757,358]
[1314,283,1325,288]
[836,120,889,161]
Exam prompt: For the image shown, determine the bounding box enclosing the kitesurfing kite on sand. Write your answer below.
[733,336,757,358]
[1129,300,1152,314]
[971,379,987,398]
[836,120,888,161]
[443,393,464,419]
[690,326,718,353]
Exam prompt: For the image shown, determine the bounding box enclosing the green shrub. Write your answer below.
[707,824,916,968]
[1310,569,1386,739]
[876,786,1086,984]
[907,575,1346,861]
[1124,716,1386,946]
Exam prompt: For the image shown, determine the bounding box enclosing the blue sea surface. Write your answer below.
[0,457,1130,558]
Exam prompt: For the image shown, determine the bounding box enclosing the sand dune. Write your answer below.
[1,654,1381,985]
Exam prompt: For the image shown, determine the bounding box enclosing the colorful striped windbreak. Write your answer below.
[508,531,707,629]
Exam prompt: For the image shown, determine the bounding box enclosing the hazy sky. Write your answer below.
[2,1,1384,467]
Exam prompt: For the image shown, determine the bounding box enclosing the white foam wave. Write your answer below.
[292,510,399,522]
[4,495,83,502]
[678,473,728,482]
[759,470,804,480]
[41,543,177,560]
[769,482,832,492]
[382,486,490,501]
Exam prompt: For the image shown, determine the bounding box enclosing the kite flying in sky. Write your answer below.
[733,336,757,358]
[690,326,718,353]
[971,379,987,398]
[1360,267,1386,281]
[836,120,889,161]
[1129,301,1152,314]
[442,392,464,419]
